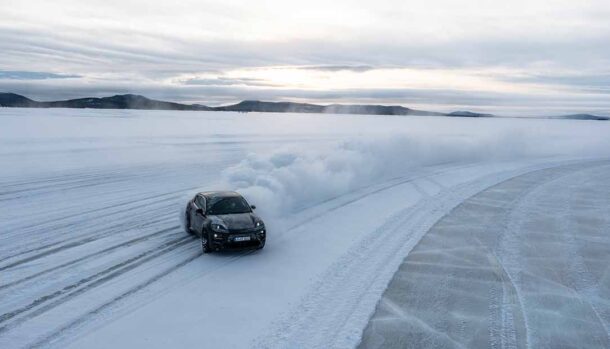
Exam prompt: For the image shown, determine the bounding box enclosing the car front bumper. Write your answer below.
[210,229,265,251]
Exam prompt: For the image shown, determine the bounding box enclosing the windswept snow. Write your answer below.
[1,108,610,348]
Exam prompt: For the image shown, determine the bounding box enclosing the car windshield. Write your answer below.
[207,196,251,215]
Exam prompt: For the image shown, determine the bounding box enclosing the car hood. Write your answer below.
[209,213,260,230]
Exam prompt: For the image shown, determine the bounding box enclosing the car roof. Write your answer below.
[198,191,242,199]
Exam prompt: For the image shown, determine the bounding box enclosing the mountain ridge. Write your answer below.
[555,113,609,121]
[3,92,605,120]
[0,93,452,116]
[0,93,213,111]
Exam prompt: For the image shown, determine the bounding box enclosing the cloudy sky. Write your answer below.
[1,0,609,115]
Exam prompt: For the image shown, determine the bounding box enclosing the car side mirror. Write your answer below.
[250,205,256,210]
[196,208,204,215]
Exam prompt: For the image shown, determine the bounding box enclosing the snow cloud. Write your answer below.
[221,126,610,217]
[222,135,511,216]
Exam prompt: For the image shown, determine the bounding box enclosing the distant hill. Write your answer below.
[556,114,609,121]
[446,111,494,118]
[323,104,443,116]
[215,100,325,113]
[216,100,445,116]
[0,93,40,108]
[0,93,213,111]
[45,94,214,111]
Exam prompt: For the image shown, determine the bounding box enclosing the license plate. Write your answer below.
[234,236,251,242]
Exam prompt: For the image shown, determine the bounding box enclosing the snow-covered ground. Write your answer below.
[1,108,609,348]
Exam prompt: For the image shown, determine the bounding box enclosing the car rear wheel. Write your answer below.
[184,207,193,235]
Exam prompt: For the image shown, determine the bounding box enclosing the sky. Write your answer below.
[1,0,609,115]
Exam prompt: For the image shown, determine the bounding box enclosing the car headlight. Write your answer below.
[255,221,264,228]
[211,223,228,232]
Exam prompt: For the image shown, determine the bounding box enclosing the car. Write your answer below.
[184,191,266,253]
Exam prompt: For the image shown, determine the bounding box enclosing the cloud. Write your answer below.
[0,70,80,80]
[1,0,610,114]
[297,65,375,73]
[500,73,610,92]
[182,77,279,87]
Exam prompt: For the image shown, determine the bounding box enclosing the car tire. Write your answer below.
[202,231,212,254]
[184,209,193,235]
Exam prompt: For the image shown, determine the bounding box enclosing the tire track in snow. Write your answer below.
[7,190,182,233]
[0,172,138,201]
[0,226,181,291]
[0,189,180,244]
[506,167,610,343]
[0,180,203,266]
[26,253,201,349]
[562,171,610,340]
[495,164,610,348]
[0,214,177,271]
[486,250,520,349]
[0,233,194,333]
[285,162,483,232]
[27,248,260,349]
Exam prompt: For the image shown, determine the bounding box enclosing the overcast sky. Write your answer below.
[1,0,609,115]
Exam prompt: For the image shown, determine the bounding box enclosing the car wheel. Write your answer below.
[184,209,193,234]
[201,232,212,253]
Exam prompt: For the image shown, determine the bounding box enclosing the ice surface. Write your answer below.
[359,162,610,349]
[1,108,610,348]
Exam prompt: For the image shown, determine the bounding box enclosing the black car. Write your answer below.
[184,191,266,253]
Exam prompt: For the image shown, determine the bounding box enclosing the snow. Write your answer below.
[1,108,610,348]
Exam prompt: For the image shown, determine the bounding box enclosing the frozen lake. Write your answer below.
[1,108,609,348]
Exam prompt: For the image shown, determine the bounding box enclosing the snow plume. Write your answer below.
[222,132,532,217]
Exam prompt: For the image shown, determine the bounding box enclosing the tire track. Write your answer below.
[0,214,177,271]
[7,189,183,233]
[0,173,138,201]
[0,233,193,333]
[499,165,610,344]
[0,187,182,241]
[27,248,260,349]
[286,161,482,231]
[27,252,201,349]
[0,225,180,290]
[493,165,608,348]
